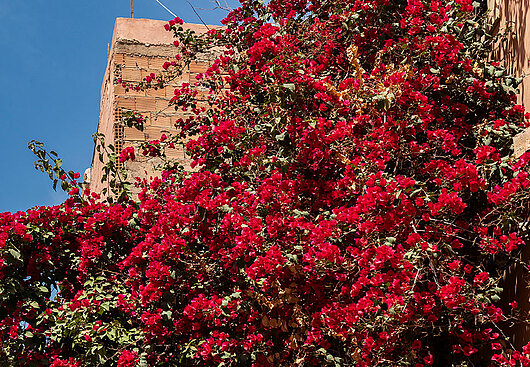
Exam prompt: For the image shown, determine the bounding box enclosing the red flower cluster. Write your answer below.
[119,146,135,163]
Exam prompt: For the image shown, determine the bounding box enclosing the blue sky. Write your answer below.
[0,0,238,213]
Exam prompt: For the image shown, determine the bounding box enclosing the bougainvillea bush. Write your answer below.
[3,0,530,365]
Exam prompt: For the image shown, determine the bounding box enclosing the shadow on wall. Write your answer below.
[490,0,530,350]
[492,0,530,102]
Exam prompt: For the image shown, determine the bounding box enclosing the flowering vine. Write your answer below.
[2,1,530,366]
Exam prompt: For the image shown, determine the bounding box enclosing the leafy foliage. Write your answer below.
[3,0,530,366]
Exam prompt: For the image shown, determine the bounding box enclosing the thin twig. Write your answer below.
[187,0,210,30]
[216,0,233,11]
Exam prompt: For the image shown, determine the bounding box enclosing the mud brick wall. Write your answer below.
[90,18,220,198]
[487,0,530,157]
[487,0,530,348]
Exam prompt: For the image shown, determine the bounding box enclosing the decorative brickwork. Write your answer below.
[113,107,124,170]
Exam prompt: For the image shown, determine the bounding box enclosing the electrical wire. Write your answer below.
[154,0,177,18]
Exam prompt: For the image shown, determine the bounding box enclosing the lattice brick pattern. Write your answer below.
[114,107,124,170]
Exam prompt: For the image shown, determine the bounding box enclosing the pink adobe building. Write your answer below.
[87,18,219,197]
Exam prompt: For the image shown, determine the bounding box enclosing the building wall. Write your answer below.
[90,18,217,197]
[488,0,530,348]
[489,0,530,156]
[488,0,530,103]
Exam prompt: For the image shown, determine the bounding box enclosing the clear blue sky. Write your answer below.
[0,0,238,213]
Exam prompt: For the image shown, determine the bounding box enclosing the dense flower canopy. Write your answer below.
[2,0,530,365]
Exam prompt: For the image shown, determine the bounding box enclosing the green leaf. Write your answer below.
[282,83,295,91]
[8,248,21,261]
[491,294,501,302]
[494,70,504,77]
[161,310,172,320]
